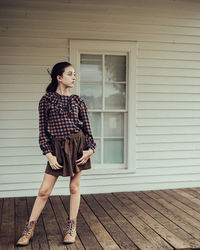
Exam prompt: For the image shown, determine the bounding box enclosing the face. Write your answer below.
[57,66,76,88]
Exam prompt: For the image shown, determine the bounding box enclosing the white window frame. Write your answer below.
[70,40,137,175]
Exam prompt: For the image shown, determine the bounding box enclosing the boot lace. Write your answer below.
[22,222,32,236]
[65,219,75,235]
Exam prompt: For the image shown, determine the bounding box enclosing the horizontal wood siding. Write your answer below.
[0,0,200,197]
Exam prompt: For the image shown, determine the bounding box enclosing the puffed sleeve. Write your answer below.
[38,96,52,155]
[79,98,96,153]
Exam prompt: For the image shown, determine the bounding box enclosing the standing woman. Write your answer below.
[16,62,96,246]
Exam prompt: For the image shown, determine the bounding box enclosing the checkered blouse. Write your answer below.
[38,91,96,155]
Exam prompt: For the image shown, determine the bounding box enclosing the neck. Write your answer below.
[56,86,70,96]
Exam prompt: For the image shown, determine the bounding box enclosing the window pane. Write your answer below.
[80,54,102,82]
[104,139,124,163]
[105,83,126,109]
[91,139,101,164]
[105,55,126,82]
[104,113,124,137]
[80,83,102,109]
[88,112,101,137]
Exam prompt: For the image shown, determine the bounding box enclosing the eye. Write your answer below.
[67,72,76,76]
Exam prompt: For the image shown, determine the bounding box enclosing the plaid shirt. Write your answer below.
[38,91,96,155]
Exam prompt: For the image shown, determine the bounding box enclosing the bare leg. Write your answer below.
[69,171,82,220]
[29,173,58,222]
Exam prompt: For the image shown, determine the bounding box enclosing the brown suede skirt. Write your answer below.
[45,129,91,177]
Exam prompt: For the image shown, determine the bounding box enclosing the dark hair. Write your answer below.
[46,61,72,93]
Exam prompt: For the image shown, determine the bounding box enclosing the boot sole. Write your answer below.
[63,240,75,244]
[16,240,31,246]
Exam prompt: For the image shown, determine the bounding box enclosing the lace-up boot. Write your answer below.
[16,219,37,246]
[63,218,76,244]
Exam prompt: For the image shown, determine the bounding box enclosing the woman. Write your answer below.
[16,62,96,246]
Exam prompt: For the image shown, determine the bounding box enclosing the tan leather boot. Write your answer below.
[63,218,76,244]
[16,219,37,246]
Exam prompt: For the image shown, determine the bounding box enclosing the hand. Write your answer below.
[76,148,93,166]
[46,153,63,170]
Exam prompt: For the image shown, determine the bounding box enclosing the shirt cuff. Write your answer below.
[87,145,95,153]
[42,149,52,155]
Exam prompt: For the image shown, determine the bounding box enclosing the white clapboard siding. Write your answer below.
[137,76,200,85]
[1,0,200,197]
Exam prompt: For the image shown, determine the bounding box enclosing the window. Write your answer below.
[70,40,137,174]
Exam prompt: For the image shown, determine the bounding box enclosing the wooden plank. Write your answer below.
[26,196,49,250]
[50,195,84,250]
[104,193,173,250]
[41,198,66,250]
[0,198,3,230]
[173,189,200,206]
[155,190,200,221]
[83,194,138,249]
[180,188,200,201]
[137,191,200,242]
[191,187,200,193]
[0,198,15,250]
[14,197,31,250]
[149,190,200,233]
[114,192,190,250]
[160,189,200,215]
[94,193,157,250]
[79,196,120,250]
[60,195,102,250]
[149,191,200,231]
[125,191,199,249]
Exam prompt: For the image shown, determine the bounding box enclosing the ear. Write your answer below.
[57,75,62,82]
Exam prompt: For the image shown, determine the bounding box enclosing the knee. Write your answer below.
[70,183,80,195]
[38,188,51,199]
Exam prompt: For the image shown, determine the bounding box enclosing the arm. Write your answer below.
[79,98,96,153]
[38,97,52,155]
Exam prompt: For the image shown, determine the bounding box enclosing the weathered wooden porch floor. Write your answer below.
[1,187,200,250]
